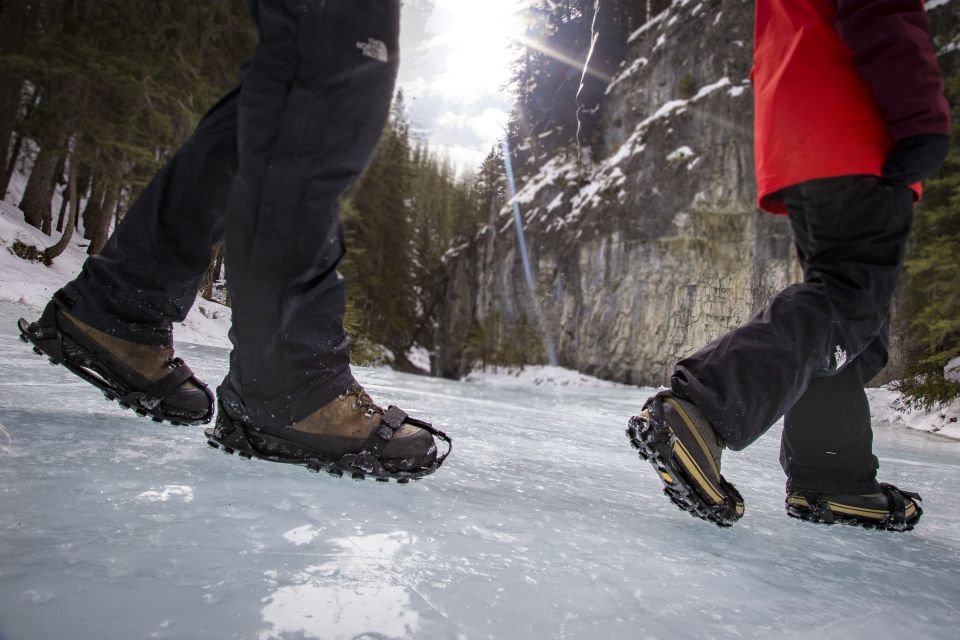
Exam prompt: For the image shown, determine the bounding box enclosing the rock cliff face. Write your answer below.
[435,0,956,386]
[437,0,795,385]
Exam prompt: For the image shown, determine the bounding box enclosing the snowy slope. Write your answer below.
[1,300,959,640]
[0,198,232,348]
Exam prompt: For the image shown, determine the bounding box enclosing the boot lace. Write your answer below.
[338,384,383,418]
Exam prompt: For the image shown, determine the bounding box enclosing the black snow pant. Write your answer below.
[671,176,914,494]
[57,0,400,429]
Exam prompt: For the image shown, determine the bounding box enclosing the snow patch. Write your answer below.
[283,524,324,546]
[628,10,668,43]
[946,355,960,383]
[867,386,960,440]
[941,39,960,55]
[406,344,432,372]
[692,77,733,100]
[511,156,579,208]
[136,485,195,503]
[606,57,648,94]
[667,146,695,162]
[463,365,628,389]
[546,192,565,212]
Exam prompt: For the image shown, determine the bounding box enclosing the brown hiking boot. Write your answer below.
[627,391,744,527]
[207,383,451,483]
[18,297,214,425]
[289,383,438,460]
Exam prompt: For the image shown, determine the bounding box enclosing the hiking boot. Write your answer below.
[18,296,213,425]
[786,483,922,531]
[627,391,744,527]
[207,383,452,483]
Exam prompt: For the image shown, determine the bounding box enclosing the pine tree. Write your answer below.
[895,73,960,409]
[0,0,254,246]
[343,92,417,354]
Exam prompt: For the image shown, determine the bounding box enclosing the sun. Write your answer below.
[428,0,526,103]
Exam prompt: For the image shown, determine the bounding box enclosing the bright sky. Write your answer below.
[398,0,529,176]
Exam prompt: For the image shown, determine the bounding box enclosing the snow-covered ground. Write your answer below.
[867,387,960,441]
[0,199,232,348]
[1,300,960,640]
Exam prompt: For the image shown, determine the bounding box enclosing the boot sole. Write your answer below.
[18,318,211,427]
[785,498,921,532]
[627,413,744,527]
[206,413,449,484]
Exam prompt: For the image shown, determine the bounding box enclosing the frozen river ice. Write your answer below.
[1,302,959,640]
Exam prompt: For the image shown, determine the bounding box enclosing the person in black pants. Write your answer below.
[626,0,950,529]
[19,0,450,482]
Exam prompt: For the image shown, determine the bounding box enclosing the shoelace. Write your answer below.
[160,347,183,371]
[339,385,383,418]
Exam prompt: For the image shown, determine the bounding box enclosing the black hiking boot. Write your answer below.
[206,383,452,483]
[627,391,744,527]
[18,296,214,426]
[786,483,922,531]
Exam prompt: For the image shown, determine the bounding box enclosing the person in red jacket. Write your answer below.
[627,0,951,530]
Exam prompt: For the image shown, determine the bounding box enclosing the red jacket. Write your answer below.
[752,0,951,214]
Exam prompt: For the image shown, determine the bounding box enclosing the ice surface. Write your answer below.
[1,301,960,640]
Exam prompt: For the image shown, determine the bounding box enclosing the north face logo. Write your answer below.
[356,38,389,62]
[834,345,847,371]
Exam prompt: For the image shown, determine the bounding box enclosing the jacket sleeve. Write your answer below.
[831,0,951,140]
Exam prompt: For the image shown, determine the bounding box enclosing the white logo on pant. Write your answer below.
[835,345,847,371]
[357,38,389,63]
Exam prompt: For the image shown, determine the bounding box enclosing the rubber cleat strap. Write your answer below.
[881,483,909,526]
[355,405,408,462]
[152,360,197,400]
[814,496,834,524]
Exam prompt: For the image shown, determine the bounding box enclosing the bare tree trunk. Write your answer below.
[200,245,225,301]
[42,153,78,263]
[20,143,60,232]
[48,153,68,232]
[0,79,23,176]
[55,184,70,232]
[2,84,40,199]
[88,182,119,255]
[0,131,24,199]
[81,175,105,240]
[74,161,92,235]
